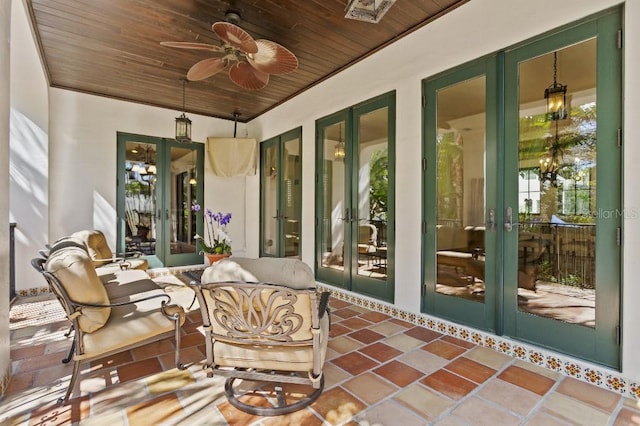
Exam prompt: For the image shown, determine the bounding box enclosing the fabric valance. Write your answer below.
[206,137,257,177]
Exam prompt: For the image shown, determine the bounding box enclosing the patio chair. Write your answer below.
[31,245,184,404]
[192,258,330,416]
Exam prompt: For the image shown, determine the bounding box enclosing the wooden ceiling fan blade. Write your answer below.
[247,39,298,75]
[228,62,269,90]
[187,58,228,81]
[212,22,258,54]
[160,41,223,52]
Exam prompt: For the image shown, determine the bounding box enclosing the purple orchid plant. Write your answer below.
[191,202,232,255]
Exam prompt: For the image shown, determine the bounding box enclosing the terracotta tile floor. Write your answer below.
[3,294,640,425]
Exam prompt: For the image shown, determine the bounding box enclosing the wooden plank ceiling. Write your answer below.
[26,0,469,122]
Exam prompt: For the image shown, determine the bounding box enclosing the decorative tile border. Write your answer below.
[16,286,50,297]
[318,284,640,401]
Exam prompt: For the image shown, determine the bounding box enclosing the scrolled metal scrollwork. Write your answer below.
[209,285,303,342]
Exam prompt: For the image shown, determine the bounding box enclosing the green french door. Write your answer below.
[422,9,622,368]
[260,127,302,258]
[502,11,622,368]
[316,92,395,302]
[117,133,204,268]
[422,57,499,332]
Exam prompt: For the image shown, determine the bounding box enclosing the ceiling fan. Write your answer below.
[161,12,298,90]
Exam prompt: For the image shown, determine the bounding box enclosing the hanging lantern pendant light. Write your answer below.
[334,122,345,161]
[175,77,192,142]
[544,51,567,121]
[189,149,197,185]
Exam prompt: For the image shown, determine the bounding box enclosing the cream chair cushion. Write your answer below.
[73,230,113,267]
[72,229,148,270]
[48,236,88,256]
[45,246,111,333]
[203,257,316,290]
[77,297,185,360]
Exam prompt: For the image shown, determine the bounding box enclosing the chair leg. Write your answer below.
[58,359,81,405]
[224,375,324,416]
[174,316,184,370]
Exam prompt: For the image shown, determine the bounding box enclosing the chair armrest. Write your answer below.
[70,292,171,309]
[93,256,126,263]
[117,251,143,258]
[31,257,46,272]
[318,291,330,319]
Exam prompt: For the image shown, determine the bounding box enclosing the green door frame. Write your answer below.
[315,109,352,289]
[259,127,302,258]
[315,92,396,302]
[117,132,204,268]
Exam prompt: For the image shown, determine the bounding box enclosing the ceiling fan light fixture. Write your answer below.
[161,15,298,90]
[345,0,397,23]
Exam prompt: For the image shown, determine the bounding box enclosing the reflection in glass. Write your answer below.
[320,121,346,271]
[517,39,597,327]
[125,141,157,255]
[283,137,301,257]
[261,143,278,256]
[169,146,197,255]
[356,108,388,280]
[435,76,486,302]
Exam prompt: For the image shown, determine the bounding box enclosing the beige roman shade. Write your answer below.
[206,137,257,177]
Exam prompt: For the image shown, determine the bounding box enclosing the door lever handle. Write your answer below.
[505,207,513,232]
[341,207,350,222]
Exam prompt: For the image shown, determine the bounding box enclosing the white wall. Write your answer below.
[9,0,48,291]
[48,89,246,258]
[250,0,639,379]
[0,0,12,395]
[621,0,640,384]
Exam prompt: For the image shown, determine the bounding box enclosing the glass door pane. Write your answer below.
[319,120,348,276]
[517,40,597,326]
[283,135,301,257]
[168,145,198,256]
[124,141,157,256]
[435,76,487,302]
[261,141,278,256]
[356,108,388,281]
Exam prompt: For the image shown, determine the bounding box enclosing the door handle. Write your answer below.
[505,207,514,232]
[487,208,496,231]
[341,207,350,222]
[166,209,170,220]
